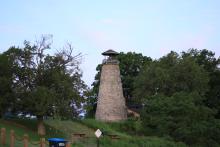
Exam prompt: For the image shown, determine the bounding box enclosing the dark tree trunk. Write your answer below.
[37,116,46,136]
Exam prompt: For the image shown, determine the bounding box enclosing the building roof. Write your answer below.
[102,49,119,56]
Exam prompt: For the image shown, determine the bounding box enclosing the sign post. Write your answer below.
[95,129,102,147]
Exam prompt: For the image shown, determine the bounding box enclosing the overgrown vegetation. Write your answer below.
[86,49,220,147]
[0,119,187,147]
[133,50,220,147]
[0,36,87,135]
[1,36,220,146]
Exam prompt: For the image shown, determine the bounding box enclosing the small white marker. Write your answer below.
[95,129,102,138]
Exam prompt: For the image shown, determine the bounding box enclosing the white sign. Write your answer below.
[95,129,102,138]
[58,143,65,146]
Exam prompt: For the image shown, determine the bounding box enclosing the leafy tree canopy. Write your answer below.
[134,49,220,146]
[141,92,220,146]
[134,51,209,101]
[0,36,86,135]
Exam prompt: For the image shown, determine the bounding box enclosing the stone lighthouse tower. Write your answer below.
[95,49,127,122]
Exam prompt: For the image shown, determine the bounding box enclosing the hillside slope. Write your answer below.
[0,119,187,147]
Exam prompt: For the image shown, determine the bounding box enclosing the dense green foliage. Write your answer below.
[0,119,187,147]
[117,52,152,101]
[134,49,220,146]
[1,36,220,146]
[182,49,220,118]
[0,53,14,117]
[134,51,209,98]
[0,36,86,135]
[86,49,220,146]
[141,92,220,146]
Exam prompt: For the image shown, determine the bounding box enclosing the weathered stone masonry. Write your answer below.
[95,50,127,122]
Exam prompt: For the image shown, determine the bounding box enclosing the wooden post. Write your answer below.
[10,130,15,147]
[23,134,28,147]
[40,138,46,147]
[1,128,6,145]
[66,142,71,147]
[97,138,100,147]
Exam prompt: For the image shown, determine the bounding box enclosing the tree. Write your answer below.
[182,49,219,72]
[43,48,86,119]
[134,50,220,146]
[182,49,220,118]
[0,53,14,117]
[134,51,209,100]
[3,36,86,135]
[141,92,220,146]
[117,52,152,103]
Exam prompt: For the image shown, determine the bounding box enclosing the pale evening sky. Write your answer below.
[0,0,220,86]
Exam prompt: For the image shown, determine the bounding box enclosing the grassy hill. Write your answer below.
[0,118,187,147]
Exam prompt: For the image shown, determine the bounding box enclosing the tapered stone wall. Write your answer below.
[95,63,127,122]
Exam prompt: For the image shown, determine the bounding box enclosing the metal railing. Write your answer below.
[102,59,119,64]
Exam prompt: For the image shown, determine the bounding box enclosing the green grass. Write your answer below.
[77,119,187,147]
[0,119,41,147]
[45,119,95,138]
[79,119,131,138]
[0,118,187,147]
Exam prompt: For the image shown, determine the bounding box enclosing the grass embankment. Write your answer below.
[0,119,40,147]
[0,118,187,147]
[78,119,187,147]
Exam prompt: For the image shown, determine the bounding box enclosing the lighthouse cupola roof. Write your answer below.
[102,49,119,56]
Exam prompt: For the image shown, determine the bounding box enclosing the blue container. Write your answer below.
[48,138,67,147]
